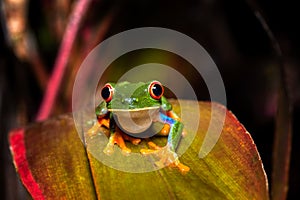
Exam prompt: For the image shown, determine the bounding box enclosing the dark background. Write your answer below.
[1,0,299,199]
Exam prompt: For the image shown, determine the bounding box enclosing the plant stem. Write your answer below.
[36,0,92,121]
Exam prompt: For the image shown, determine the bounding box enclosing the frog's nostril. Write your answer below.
[122,98,138,105]
[124,98,132,104]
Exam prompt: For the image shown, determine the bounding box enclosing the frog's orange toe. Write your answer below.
[87,122,101,137]
[140,148,157,155]
[181,129,188,137]
[122,133,141,145]
[168,160,190,174]
[103,144,114,155]
[131,138,141,145]
[176,163,190,173]
[121,147,131,156]
[148,141,162,150]
[160,124,170,136]
[97,118,110,128]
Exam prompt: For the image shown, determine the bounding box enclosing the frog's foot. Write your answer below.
[165,158,190,174]
[159,124,187,138]
[122,133,142,145]
[153,146,190,173]
[98,118,110,129]
[87,122,101,137]
[140,141,162,154]
[141,144,190,173]
[103,143,114,155]
[181,129,188,137]
[88,118,110,137]
[159,124,170,136]
[103,131,131,155]
[166,110,181,121]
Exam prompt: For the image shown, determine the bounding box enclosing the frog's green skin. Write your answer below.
[95,81,183,158]
[96,82,171,112]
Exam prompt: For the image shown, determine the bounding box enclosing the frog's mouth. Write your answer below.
[109,107,160,134]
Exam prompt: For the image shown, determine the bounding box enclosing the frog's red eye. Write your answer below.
[148,81,164,100]
[101,83,114,102]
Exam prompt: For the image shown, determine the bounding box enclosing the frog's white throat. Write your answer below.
[111,107,160,134]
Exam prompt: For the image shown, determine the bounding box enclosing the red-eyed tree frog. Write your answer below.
[88,81,189,173]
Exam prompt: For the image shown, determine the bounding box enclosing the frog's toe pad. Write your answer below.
[159,124,170,136]
[121,147,131,156]
[131,138,141,145]
[142,146,190,173]
[140,148,158,155]
[148,141,162,150]
[103,144,114,155]
[169,162,190,173]
[182,129,188,137]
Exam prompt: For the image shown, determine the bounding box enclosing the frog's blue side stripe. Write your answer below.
[159,113,183,151]
[159,112,176,125]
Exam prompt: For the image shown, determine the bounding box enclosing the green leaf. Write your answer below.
[9,100,269,199]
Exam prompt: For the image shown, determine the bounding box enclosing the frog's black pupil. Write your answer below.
[152,84,162,97]
[101,87,110,100]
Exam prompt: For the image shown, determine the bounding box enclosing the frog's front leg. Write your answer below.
[87,118,110,137]
[104,128,131,155]
[159,110,182,136]
[141,112,190,173]
[104,117,141,155]
[159,97,187,137]
[103,116,129,155]
[159,112,183,152]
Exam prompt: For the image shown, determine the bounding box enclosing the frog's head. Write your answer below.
[101,81,164,110]
[100,81,164,133]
